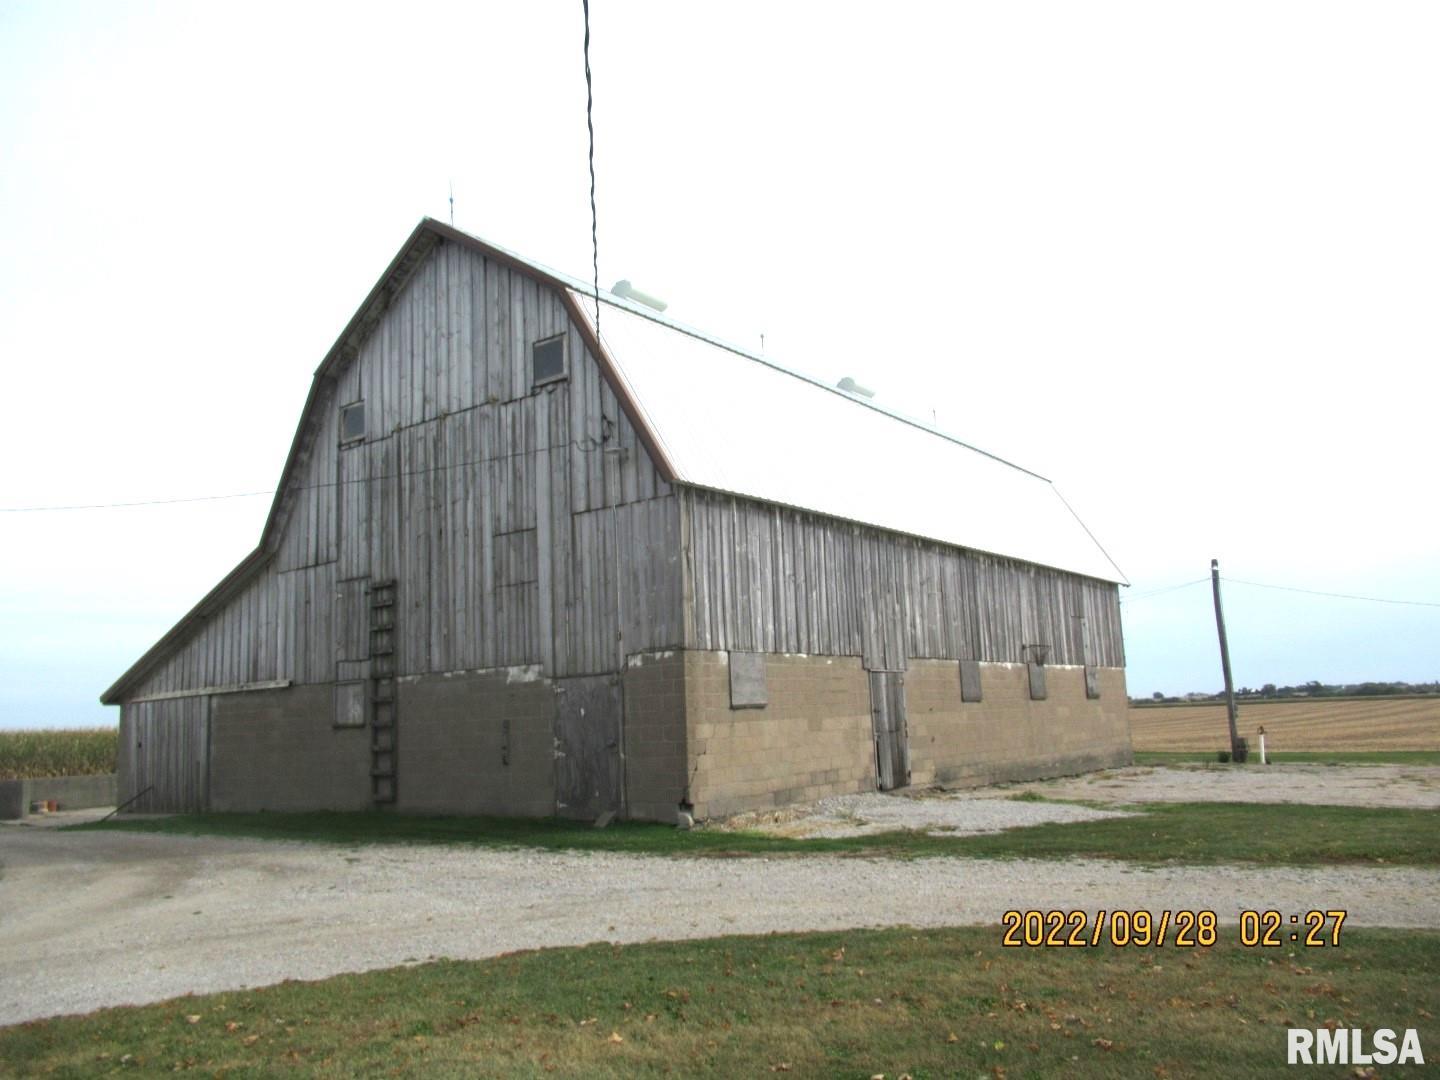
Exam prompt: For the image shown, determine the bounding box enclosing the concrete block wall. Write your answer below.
[907,661,1132,787]
[621,650,688,822]
[397,670,555,816]
[683,650,874,820]
[193,653,1130,821]
[0,774,118,819]
[210,685,371,811]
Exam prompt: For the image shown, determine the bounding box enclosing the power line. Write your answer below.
[1223,576,1440,609]
[1118,578,1209,604]
[0,490,275,513]
[581,0,600,338]
[0,437,615,513]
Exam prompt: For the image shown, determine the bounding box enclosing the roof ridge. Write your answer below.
[424,219,1050,483]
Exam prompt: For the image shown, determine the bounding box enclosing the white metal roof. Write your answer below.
[568,289,1126,584]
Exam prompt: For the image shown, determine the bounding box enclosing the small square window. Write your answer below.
[532,336,566,385]
[340,401,365,442]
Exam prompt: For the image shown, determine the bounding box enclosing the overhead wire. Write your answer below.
[1222,576,1440,610]
[0,436,618,513]
[581,0,600,339]
[1118,578,1209,605]
[10,8,609,516]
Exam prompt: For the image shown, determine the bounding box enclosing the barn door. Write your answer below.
[121,697,209,812]
[553,675,624,820]
[868,671,910,791]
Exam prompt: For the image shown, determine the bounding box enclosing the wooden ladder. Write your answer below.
[368,579,398,806]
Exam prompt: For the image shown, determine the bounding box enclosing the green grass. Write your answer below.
[934,802,1440,866]
[76,802,1440,867]
[0,727,116,779]
[2,926,1435,1077]
[1135,750,1440,766]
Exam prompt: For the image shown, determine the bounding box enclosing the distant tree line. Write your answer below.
[1132,680,1440,706]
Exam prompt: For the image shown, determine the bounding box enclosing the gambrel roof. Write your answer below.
[102,218,1123,704]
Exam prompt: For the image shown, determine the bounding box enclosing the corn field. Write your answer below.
[0,728,118,779]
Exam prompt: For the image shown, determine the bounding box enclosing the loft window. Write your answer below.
[340,401,365,443]
[532,335,566,386]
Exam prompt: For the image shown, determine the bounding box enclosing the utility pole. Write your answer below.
[1211,558,1241,758]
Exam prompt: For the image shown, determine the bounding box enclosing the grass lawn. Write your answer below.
[2,926,1435,1077]
[1135,750,1440,766]
[76,802,1440,867]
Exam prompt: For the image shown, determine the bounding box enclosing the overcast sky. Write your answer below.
[2,1,1437,729]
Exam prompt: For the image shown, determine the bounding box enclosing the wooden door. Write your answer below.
[553,675,624,819]
[120,697,209,812]
[868,671,910,791]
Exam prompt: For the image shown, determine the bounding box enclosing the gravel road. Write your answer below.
[3,824,1438,1027]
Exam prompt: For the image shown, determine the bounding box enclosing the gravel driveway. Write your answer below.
[3,823,1438,1027]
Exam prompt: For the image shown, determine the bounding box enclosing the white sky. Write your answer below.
[2,1,1437,728]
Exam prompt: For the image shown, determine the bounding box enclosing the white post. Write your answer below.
[1258,725,1267,765]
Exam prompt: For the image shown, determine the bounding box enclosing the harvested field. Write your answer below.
[1128,696,1440,752]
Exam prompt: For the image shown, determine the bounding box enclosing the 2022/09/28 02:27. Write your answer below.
[1000,909,1347,948]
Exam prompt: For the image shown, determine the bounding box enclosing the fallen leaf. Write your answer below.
[608,1031,624,1044]
[185,1015,201,1025]
[946,1032,958,1043]
[242,1035,259,1046]
[224,1021,242,1033]
[1093,1038,1114,1051]
[770,1065,791,1073]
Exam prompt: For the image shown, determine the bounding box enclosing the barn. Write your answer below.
[101,219,1131,822]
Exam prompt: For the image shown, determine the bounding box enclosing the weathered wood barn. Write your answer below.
[102,219,1131,821]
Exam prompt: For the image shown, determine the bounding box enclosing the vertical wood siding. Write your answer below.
[118,697,209,812]
[121,240,681,703]
[681,488,1124,669]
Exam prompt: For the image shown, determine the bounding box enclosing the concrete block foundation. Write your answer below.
[134,651,1131,822]
[210,685,370,812]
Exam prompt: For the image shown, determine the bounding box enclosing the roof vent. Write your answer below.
[611,280,668,312]
[836,376,875,399]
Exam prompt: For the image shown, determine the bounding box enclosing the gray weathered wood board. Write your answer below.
[868,671,908,791]
[118,696,208,812]
[552,675,623,819]
[681,488,1123,669]
[120,242,682,703]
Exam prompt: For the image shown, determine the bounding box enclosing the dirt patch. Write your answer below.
[721,791,1137,838]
